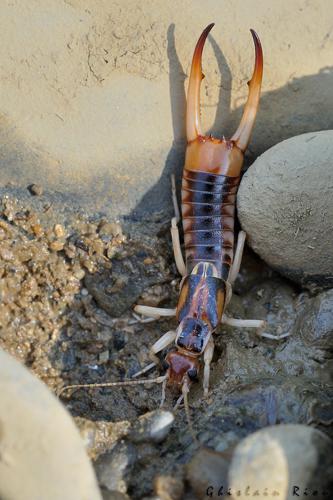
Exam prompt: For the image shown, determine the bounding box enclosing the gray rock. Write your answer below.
[129,410,174,444]
[74,417,131,460]
[84,239,169,317]
[237,131,333,288]
[186,447,230,499]
[0,349,102,500]
[296,289,333,350]
[95,441,137,495]
[228,424,333,500]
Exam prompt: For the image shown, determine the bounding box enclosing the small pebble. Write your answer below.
[0,248,14,261]
[82,258,96,273]
[31,223,44,237]
[49,240,64,252]
[95,441,137,494]
[154,475,184,500]
[129,410,174,444]
[296,289,333,350]
[64,244,76,259]
[54,224,65,238]
[29,184,43,196]
[99,222,123,238]
[98,350,109,363]
[73,268,85,280]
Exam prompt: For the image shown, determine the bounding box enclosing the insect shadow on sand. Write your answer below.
[129,23,233,223]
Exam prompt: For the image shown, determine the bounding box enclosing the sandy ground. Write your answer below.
[1,1,333,217]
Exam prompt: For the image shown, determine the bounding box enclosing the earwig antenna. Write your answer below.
[131,361,157,378]
[57,374,167,398]
[182,381,199,444]
[173,393,184,410]
[160,378,167,408]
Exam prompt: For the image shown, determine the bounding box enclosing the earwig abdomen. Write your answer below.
[182,168,240,280]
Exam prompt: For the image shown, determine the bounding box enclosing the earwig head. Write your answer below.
[165,350,200,390]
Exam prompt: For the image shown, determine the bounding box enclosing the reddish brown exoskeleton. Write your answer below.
[134,23,265,405]
[60,25,274,432]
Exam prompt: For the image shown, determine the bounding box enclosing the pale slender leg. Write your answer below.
[221,315,290,340]
[132,330,177,378]
[225,280,233,307]
[160,378,167,408]
[222,232,289,341]
[258,331,290,340]
[129,313,158,325]
[228,230,246,285]
[133,305,176,319]
[149,329,177,363]
[173,393,184,410]
[171,174,180,222]
[131,305,176,325]
[203,337,215,397]
[222,315,265,328]
[171,217,186,276]
[170,174,186,277]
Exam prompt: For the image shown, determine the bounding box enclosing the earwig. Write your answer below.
[134,23,266,398]
[60,25,284,437]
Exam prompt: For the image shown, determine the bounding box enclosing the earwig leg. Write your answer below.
[171,174,181,222]
[134,305,176,317]
[132,330,177,378]
[160,378,167,408]
[221,315,290,340]
[129,312,158,325]
[225,280,233,307]
[131,361,157,378]
[133,305,176,323]
[174,394,184,410]
[170,175,186,276]
[222,314,265,329]
[171,217,186,277]
[203,337,215,397]
[149,329,177,362]
[228,230,246,285]
[258,331,290,340]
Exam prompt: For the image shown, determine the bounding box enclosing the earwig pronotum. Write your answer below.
[59,25,287,437]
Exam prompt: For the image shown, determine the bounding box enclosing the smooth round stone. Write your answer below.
[237,131,333,288]
[0,348,101,500]
[229,424,332,499]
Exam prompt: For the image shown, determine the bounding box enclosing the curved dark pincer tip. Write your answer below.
[231,29,263,152]
[249,29,263,82]
[186,23,215,142]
